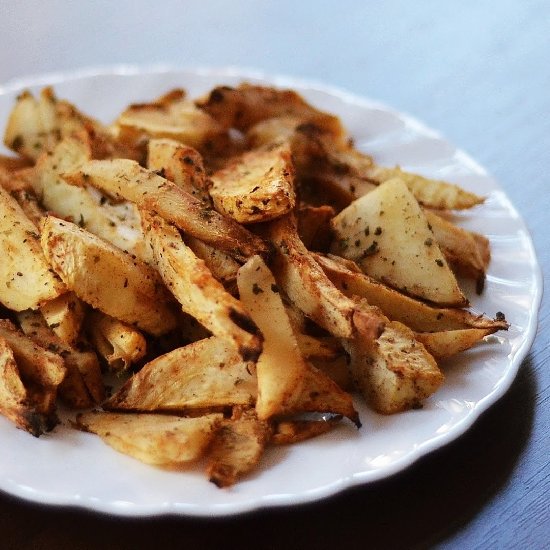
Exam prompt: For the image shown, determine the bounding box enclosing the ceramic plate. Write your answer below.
[0,66,542,516]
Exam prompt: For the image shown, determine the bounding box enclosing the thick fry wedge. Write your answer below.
[331,178,467,306]
[117,89,225,150]
[197,83,345,139]
[142,211,262,361]
[41,216,177,336]
[209,143,296,224]
[147,138,210,203]
[76,411,223,466]
[86,310,147,372]
[17,309,104,408]
[63,159,267,261]
[315,253,508,332]
[265,214,357,338]
[362,165,484,210]
[415,328,495,360]
[105,336,257,412]
[0,185,66,311]
[206,408,271,487]
[272,417,341,445]
[238,255,358,423]
[40,292,86,345]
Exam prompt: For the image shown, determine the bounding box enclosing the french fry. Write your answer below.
[209,143,296,224]
[63,159,268,261]
[206,408,271,487]
[86,310,147,372]
[104,336,257,412]
[238,255,358,423]
[414,328,495,360]
[142,211,262,361]
[40,292,86,346]
[331,178,468,306]
[76,411,223,466]
[0,185,66,311]
[17,309,104,407]
[41,215,178,336]
[314,253,508,333]
[272,417,341,445]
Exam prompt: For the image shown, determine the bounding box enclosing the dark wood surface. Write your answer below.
[1,2,548,548]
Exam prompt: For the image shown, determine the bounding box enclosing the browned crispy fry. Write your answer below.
[116,88,225,150]
[86,310,146,372]
[0,154,31,172]
[209,143,296,223]
[147,138,211,203]
[265,214,357,338]
[297,204,335,251]
[41,215,178,336]
[105,336,257,412]
[142,211,262,361]
[272,417,341,445]
[414,328,495,360]
[76,411,223,466]
[17,309,104,408]
[206,408,271,487]
[314,253,507,332]
[198,83,346,139]
[63,159,268,261]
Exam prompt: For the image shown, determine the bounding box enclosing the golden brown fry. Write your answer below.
[314,253,507,332]
[147,138,210,203]
[76,411,223,466]
[296,334,342,361]
[198,83,346,139]
[209,143,296,224]
[265,214,357,338]
[206,408,271,487]
[41,215,178,336]
[238,255,358,423]
[86,310,146,372]
[40,292,86,345]
[117,88,225,150]
[331,178,467,306]
[142,211,262,360]
[345,319,444,414]
[414,328,495,360]
[63,159,268,261]
[297,204,335,251]
[0,185,66,311]
[272,417,341,445]
[105,336,257,412]
[17,309,104,408]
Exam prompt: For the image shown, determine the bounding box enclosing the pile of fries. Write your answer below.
[0,83,507,486]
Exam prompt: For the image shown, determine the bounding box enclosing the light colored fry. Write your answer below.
[414,328,495,360]
[76,411,223,466]
[105,336,257,412]
[63,158,268,261]
[86,310,146,372]
[0,185,66,311]
[331,178,467,306]
[142,211,262,360]
[41,215,178,336]
[40,292,86,345]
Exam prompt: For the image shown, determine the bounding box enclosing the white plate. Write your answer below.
[0,66,542,517]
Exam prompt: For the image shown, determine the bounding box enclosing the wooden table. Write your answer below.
[1,2,548,548]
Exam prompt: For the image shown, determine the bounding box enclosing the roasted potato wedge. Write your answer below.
[414,328,496,360]
[331,178,467,306]
[40,292,86,345]
[142,211,262,361]
[0,185,66,311]
[64,159,268,261]
[41,215,178,336]
[105,336,257,412]
[76,411,223,466]
[209,143,296,224]
[272,417,341,445]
